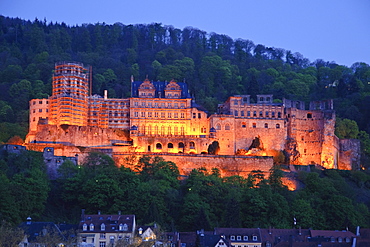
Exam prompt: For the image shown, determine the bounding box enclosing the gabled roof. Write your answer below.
[19,221,63,242]
[199,235,227,247]
[131,81,191,99]
[214,228,261,242]
[79,214,135,233]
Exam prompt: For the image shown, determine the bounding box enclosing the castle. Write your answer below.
[25,62,360,176]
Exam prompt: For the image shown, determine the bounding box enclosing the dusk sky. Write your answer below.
[1,0,369,67]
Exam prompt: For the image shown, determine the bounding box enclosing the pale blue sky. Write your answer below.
[1,0,369,66]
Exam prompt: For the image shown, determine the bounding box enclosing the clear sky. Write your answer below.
[1,0,369,67]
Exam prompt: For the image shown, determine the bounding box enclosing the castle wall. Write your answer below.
[114,153,274,177]
[29,98,49,132]
[339,139,361,170]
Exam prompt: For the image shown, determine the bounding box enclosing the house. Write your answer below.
[78,210,136,247]
[138,225,157,241]
[214,228,262,247]
[18,217,73,247]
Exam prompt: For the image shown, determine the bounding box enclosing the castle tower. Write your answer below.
[49,62,90,126]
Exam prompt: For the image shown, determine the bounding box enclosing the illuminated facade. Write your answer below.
[27,62,356,169]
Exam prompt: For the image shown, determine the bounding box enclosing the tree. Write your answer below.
[0,221,24,247]
[335,118,359,139]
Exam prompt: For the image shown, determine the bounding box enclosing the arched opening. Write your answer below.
[189,141,195,149]
[168,143,174,149]
[156,143,162,150]
[216,124,221,130]
[225,124,230,130]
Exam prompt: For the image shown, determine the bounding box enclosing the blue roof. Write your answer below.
[131,81,191,99]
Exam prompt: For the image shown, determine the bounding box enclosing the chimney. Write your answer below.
[81,209,85,221]
[104,90,108,100]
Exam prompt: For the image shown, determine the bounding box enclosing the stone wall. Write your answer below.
[339,139,361,170]
[114,153,273,177]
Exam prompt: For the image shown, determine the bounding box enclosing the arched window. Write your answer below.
[216,124,221,130]
[225,124,230,130]
[178,142,185,149]
[168,143,174,149]
[89,223,94,231]
[276,123,280,128]
[156,143,162,149]
[189,142,195,149]
[101,223,105,231]
[264,123,268,128]
[307,113,312,118]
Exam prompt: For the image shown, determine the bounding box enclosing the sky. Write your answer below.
[1,0,369,67]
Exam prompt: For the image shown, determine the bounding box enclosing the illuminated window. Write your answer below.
[181,113,185,118]
[272,112,275,117]
[180,127,185,135]
[168,113,172,118]
[101,223,105,231]
[83,223,87,231]
[161,112,165,118]
[242,122,246,128]
[148,112,152,117]
[90,223,94,231]
[189,142,195,149]
[174,113,178,118]
[253,123,256,128]
[253,111,257,117]
[168,126,172,135]
[141,112,145,117]
[155,112,159,118]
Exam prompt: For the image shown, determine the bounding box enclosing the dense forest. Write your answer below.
[1,15,370,230]
[1,150,370,232]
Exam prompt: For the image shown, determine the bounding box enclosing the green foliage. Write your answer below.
[335,118,360,139]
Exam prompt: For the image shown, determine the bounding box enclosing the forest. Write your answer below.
[1,15,370,230]
[1,150,370,232]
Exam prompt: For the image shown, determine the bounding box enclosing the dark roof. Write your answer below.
[310,230,355,238]
[19,221,63,242]
[199,235,226,247]
[79,214,135,233]
[214,228,261,242]
[131,81,191,99]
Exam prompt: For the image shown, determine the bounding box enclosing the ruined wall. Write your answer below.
[339,139,361,170]
[114,153,273,177]
[26,124,131,147]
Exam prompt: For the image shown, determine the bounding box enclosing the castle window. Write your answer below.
[181,103,185,108]
[241,111,244,116]
[307,113,312,118]
[242,122,246,128]
[168,113,172,118]
[156,143,162,149]
[174,127,178,135]
[234,110,238,116]
[168,143,174,149]
[39,109,42,112]
[33,101,36,105]
[259,111,263,117]
[189,142,195,149]
[198,113,201,118]
[33,109,36,113]
[225,124,231,130]
[179,142,185,149]
[148,112,152,117]
[39,101,42,104]
[193,113,196,118]
[168,126,172,135]
[264,123,268,128]
[134,102,138,106]
[276,124,280,128]
[234,100,238,105]
[134,112,138,117]
[253,123,256,128]
[181,127,185,135]
[272,112,275,117]
[168,103,172,108]
[266,111,269,117]
[259,97,263,102]
[141,102,145,107]
[253,111,257,117]
[247,111,250,117]
[101,223,105,231]
[216,124,221,130]
[161,112,165,118]
[155,112,159,118]
[201,127,207,133]
[278,112,281,118]
[148,102,152,107]
[141,112,145,117]
[267,97,270,102]
[181,113,184,118]
[174,113,178,118]
[304,149,307,153]
[154,102,158,107]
